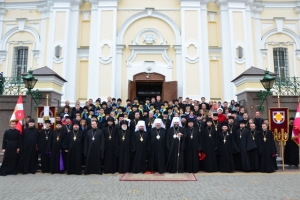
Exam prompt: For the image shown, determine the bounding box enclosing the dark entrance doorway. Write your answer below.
[128,72,178,102]
[136,82,162,102]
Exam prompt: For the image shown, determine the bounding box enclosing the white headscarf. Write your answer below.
[170,117,182,128]
[135,120,147,132]
[152,118,165,129]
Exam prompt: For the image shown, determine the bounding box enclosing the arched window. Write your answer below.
[273,47,289,81]
[13,46,28,79]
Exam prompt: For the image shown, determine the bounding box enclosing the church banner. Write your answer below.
[268,108,289,134]
[36,106,56,130]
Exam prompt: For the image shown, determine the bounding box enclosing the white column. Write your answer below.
[87,2,100,100]
[173,45,183,97]
[244,4,254,69]
[0,8,6,42]
[37,5,49,68]
[46,6,55,69]
[115,44,125,99]
[218,2,234,100]
[252,4,264,68]
[199,1,210,99]
[180,5,187,98]
[62,3,80,104]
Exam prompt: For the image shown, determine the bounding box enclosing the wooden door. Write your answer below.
[128,80,136,101]
[162,81,178,101]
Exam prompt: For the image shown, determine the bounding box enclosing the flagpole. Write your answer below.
[277,94,285,170]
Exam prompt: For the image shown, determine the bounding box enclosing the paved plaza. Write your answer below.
[0,169,299,200]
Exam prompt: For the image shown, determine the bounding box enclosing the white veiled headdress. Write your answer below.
[135,120,147,132]
[152,118,165,129]
[170,117,182,128]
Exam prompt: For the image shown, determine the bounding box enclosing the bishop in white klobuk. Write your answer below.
[166,117,186,173]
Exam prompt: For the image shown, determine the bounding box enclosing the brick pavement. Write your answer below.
[0,171,299,200]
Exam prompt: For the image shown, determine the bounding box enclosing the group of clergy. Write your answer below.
[0,109,277,176]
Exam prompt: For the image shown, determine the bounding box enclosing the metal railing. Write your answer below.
[272,76,300,96]
[0,76,27,95]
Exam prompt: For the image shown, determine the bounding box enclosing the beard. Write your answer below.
[122,126,127,130]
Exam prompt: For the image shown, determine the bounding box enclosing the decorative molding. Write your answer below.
[295,50,300,60]
[233,76,267,87]
[82,11,90,20]
[144,61,154,73]
[133,28,166,45]
[127,45,172,68]
[77,48,89,60]
[32,50,40,61]
[117,9,181,45]
[16,18,27,31]
[208,11,217,22]
[143,33,156,44]
[52,41,64,64]
[0,50,7,65]
[234,42,245,64]
[260,49,268,60]
[116,44,125,54]
[274,17,285,33]
[185,39,199,64]
[99,39,113,64]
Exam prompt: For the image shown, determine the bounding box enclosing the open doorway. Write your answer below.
[136,82,162,102]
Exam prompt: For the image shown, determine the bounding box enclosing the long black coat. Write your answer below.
[103,126,118,173]
[260,130,277,173]
[84,129,105,175]
[184,127,202,173]
[148,128,167,174]
[249,130,262,171]
[63,130,84,175]
[117,129,132,173]
[166,126,186,173]
[0,129,20,176]
[284,125,299,166]
[47,129,67,174]
[38,129,53,173]
[201,127,218,172]
[131,130,150,173]
[217,132,239,172]
[18,127,39,174]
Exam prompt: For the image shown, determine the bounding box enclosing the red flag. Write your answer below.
[292,102,300,146]
[10,95,24,134]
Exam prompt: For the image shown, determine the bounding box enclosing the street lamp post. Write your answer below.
[257,70,276,112]
[22,69,42,109]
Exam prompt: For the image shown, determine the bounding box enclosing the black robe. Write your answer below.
[18,127,39,174]
[212,120,222,132]
[47,128,67,174]
[103,126,118,173]
[260,130,277,173]
[233,128,257,171]
[201,127,218,172]
[148,128,167,174]
[162,119,171,133]
[184,127,202,173]
[117,129,132,173]
[217,132,239,172]
[62,130,84,175]
[84,129,105,175]
[166,126,186,173]
[38,129,53,173]
[249,130,262,171]
[0,129,20,176]
[284,124,299,166]
[131,130,150,173]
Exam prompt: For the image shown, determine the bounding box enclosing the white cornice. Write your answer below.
[233,76,264,87]
[235,88,262,96]
[34,75,67,87]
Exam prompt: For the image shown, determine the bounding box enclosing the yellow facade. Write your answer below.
[0,0,299,105]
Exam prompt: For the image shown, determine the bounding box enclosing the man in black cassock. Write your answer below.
[130,111,141,133]
[38,120,53,173]
[212,113,222,132]
[47,121,67,174]
[162,111,171,133]
[0,121,20,176]
[254,111,264,131]
[148,118,167,174]
[18,118,39,174]
[145,111,155,133]
[227,116,238,135]
[201,118,218,172]
[103,117,118,173]
[63,121,84,175]
[233,120,257,171]
[249,123,262,171]
[217,123,239,172]
[84,121,105,175]
[260,123,277,173]
[184,118,202,173]
[132,120,150,173]
[166,117,186,173]
[284,117,299,167]
[118,120,132,173]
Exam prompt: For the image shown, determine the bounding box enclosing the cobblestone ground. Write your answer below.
[0,170,299,200]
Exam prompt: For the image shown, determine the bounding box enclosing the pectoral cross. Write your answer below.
[223,139,226,144]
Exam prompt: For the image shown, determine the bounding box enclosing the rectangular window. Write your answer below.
[13,47,28,79]
[273,48,289,81]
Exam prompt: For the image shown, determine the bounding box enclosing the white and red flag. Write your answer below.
[10,95,24,134]
[292,102,300,146]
